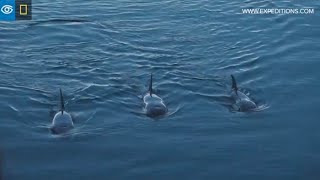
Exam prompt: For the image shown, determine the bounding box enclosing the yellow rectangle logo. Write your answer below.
[20,4,28,15]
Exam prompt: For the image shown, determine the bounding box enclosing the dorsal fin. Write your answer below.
[59,88,65,114]
[149,74,153,96]
[231,75,238,95]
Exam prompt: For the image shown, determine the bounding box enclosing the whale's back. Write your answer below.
[144,94,167,117]
[232,91,257,111]
[51,111,73,134]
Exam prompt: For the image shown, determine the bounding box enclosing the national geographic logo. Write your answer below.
[16,0,32,20]
[0,0,32,21]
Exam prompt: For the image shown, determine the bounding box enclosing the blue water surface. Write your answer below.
[0,0,320,179]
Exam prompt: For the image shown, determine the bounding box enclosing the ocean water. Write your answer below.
[0,0,320,179]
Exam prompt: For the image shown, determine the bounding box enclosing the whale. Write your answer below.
[230,75,257,112]
[50,89,74,134]
[143,74,167,117]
